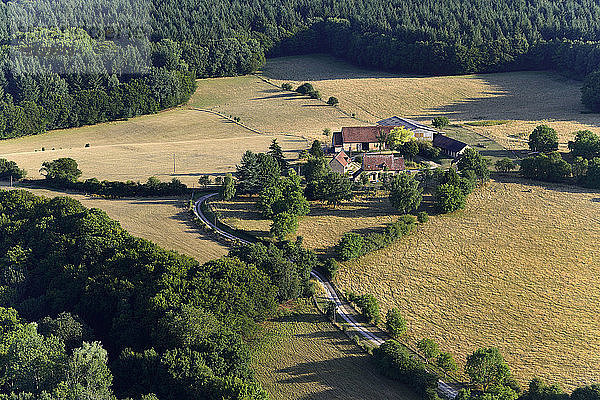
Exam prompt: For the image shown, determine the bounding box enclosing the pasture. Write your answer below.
[0,108,307,185]
[262,54,600,151]
[251,299,416,400]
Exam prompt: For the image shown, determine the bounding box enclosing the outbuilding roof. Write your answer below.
[377,116,438,137]
[362,153,405,171]
[331,150,350,167]
[341,126,395,143]
[432,134,469,153]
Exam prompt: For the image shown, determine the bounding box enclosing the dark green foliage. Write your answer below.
[570,385,600,400]
[347,292,380,324]
[388,173,423,214]
[436,352,458,376]
[582,158,600,188]
[327,96,339,106]
[268,139,289,172]
[270,212,298,240]
[0,160,26,181]
[465,347,514,391]
[39,158,82,184]
[568,130,600,159]
[0,189,277,399]
[520,152,572,182]
[281,83,293,91]
[385,308,406,337]
[520,378,568,400]
[322,258,339,280]
[235,151,281,195]
[335,217,416,260]
[581,72,600,112]
[309,140,324,158]
[457,148,490,181]
[432,117,450,128]
[417,338,439,361]
[258,171,309,218]
[495,158,516,172]
[314,171,354,206]
[198,175,211,188]
[295,83,314,95]
[372,340,439,398]
[435,183,467,213]
[221,173,236,200]
[308,90,321,99]
[417,211,429,223]
[418,141,441,159]
[529,125,559,153]
[401,140,420,161]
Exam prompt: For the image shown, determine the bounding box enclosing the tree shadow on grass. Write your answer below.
[492,173,600,195]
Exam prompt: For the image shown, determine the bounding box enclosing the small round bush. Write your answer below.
[417,211,429,223]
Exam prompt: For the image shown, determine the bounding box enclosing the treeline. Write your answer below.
[0,189,317,399]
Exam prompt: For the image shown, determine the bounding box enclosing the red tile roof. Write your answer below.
[362,153,405,171]
[341,126,395,143]
[332,150,350,167]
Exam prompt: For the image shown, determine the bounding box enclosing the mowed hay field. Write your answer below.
[0,185,227,264]
[252,300,416,400]
[191,75,356,141]
[0,108,307,185]
[261,54,600,150]
[332,179,600,389]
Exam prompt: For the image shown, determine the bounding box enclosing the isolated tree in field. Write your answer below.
[457,148,490,181]
[281,83,293,91]
[388,173,423,214]
[336,232,364,260]
[436,183,466,213]
[417,338,439,362]
[268,138,289,172]
[198,175,211,188]
[495,158,515,173]
[581,71,600,112]
[437,352,458,377]
[270,212,298,240]
[221,173,236,200]
[309,139,324,158]
[529,125,558,152]
[355,293,380,324]
[432,116,450,128]
[327,96,339,106]
[465,347,512,391]
[385,308,407,337]
[308,90,321,99]
[0,159,26,180]
[40,157,82,183]
[568,130,600,159]
[296,82,314,95]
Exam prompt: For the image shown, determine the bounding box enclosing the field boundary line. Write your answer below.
[191,108,266,135]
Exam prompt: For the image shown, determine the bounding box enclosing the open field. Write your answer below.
[252,299,416,400]
[261,54,600,151]
[0,185,226,264]
[330,178,600,390]
[0,108,307,185]
[191,75,355,141]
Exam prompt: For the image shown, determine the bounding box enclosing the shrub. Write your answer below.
[417,338,439,361]
[386,308,407,337]
[495,158,515,172]
[336,232,364,261]
[281,83,293,91]
[323,258,339,280]
[85,143,90,148]
[308,90,321,99]
[520,152,572,182]
[457,148,490,181]
[436,352,458,376]
[432,116,450,128]
[327,96,339,106]
[295,82,314,94]
[417,211,429,223]
[353,293,380,324]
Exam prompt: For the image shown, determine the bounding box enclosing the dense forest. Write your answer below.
[1,0,600,140]
[0,189,316,399]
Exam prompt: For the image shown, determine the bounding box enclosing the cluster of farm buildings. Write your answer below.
[328,116,469,182]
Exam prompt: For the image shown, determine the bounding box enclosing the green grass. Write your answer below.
[442,124,518,164]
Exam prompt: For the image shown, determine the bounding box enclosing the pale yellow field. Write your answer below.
[262,54,600,150]
[332,179,600,390]
[252,299,416,400]
[0,108,307,185]
[0,185,227,264]
[191,75,356,141]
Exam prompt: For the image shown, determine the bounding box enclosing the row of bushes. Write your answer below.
[335,215,417,261]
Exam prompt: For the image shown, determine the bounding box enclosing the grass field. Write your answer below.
[0,108,307,185]
[0,185,227,264]
[251,298,416,400]
[261,54,600,151]
[330,178,600,390]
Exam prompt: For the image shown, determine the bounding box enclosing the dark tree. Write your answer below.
[432,116,449,128]
[39,158,82,183]
[388,173,422,214]
[268,138,289,172]
[529,125,559,153]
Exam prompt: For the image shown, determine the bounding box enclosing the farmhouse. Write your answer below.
[377,116,436,141]
[329,150,351,174]
[360,153,405,182]
[433,134,470,158]
[332,126,395,152]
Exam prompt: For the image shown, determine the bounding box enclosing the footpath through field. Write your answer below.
[193,193,459,399]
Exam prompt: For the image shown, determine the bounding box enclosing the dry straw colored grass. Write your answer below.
[252,299,417,400]
[0,108,307,185]
[261,54,600,150]
[332,179,600,390]
[0,185,227,264]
